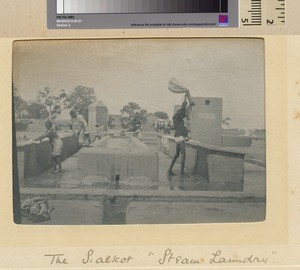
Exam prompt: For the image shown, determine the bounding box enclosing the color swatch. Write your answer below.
[57,0,228,14]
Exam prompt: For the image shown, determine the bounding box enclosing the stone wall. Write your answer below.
[160,135,245,184]
[16,134,80,181]
[189,97,223,146]
[221,136,252,147]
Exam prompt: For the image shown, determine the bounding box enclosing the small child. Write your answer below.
[34,120,63,173]
[52,133,63,172]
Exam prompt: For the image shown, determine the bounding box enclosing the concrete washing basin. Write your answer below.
[77,136,159,181]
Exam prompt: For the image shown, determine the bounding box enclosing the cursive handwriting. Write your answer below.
[82,249,134,265]
[44,254,68,265]
[209,250,269,264]
[43,248,276,266]
[158,248,203,265]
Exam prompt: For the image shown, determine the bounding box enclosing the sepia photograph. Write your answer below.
[1,0,299,267]
[12,38,266,225]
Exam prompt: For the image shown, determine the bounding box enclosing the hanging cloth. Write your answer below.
[168,77,189,94]
[168,78,195,121]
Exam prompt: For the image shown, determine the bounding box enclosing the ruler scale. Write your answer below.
[240,0,286,27]
[263,0,286,25]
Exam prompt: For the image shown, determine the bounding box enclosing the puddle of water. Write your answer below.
[168,176,243,192]
[104,211,126,225]
[25,177,242,192]
[79,183,115,189]
[25,181,61,189]
[115,183,158,190]
[102,197,127,225]
[177,182,243,192]
[25,179,158,191]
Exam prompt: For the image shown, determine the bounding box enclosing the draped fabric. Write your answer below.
[186,104,195,121]
[168,77,189,94]
[168,78,195,121]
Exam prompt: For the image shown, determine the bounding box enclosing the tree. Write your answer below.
[154,111,169,120]
[222,117,231,128]
[14,95,28,118]
[120,102,147,131]
[120,102,141,116]
[26,101,49,119]
[36,87,67,119]
[66,85,97,122]
[132,109,147,127]
[120,115,130,129]
[13,84,28,118]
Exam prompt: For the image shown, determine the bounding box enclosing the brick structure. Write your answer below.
[174,97,222,146]
[189,97,222,146]
[88,101,108,131]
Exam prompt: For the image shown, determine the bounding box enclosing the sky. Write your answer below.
[13,38,265,130]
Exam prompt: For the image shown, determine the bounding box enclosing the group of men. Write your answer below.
[69,110,103,146]
[33,89,194,177]
[154,120,172,134]
[34,109,103,174]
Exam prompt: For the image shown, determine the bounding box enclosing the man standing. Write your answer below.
[167,91,194,177]
[69,110,91,147]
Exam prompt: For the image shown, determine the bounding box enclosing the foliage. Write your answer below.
[14,96,28,118]
[65,85,97,122]
[36,87,67,119]
[13,85,97,121]
[120,102,141,115]
[26,101,49,119]
[120,102,147,131]
[13,84,28,118]
[120,116,130,129]
[154,111,169,120]
[132,109,147,128]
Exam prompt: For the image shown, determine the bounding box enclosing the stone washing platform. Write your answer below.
[160,135,246,185]
[77,136,159,181]
[18,132,266,224]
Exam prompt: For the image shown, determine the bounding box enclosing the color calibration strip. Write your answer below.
[48,0,238,29]
[56,0,228,14]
